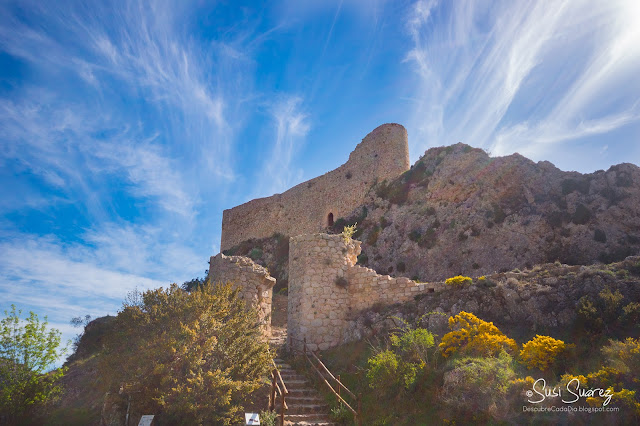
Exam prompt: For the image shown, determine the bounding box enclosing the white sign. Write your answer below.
[245,412,260,425]
[138,415,154,426]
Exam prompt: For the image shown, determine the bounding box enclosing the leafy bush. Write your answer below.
[441,352,516,417]
[396,261,406,273]
[248,247,263,260]
[367,350,400,391]
[259,410,277,426]
[330,404,353,424]
[622,302,640,326]
[476,276,497,288]
[439,312,517,358]
[445,275,472,287]
[99,282,271,424]
[602,338,640,375]
[0,305,67,423]
[390,327,434,364]
[519,335,566,371]
[577,287,626,332]
[357,253,369,265]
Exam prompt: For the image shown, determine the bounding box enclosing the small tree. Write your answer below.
[99,282,271,424]
[0,305,67,422]
[519,335,566,371]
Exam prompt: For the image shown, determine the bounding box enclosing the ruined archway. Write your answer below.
[327,212,334,227]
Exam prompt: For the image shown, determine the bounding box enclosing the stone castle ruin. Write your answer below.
[209,123,444,349]
[220,123,410,251]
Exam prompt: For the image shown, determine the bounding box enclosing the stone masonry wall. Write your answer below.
[221,123,410,251]
[288,233,443,351]
[209,253,276,335]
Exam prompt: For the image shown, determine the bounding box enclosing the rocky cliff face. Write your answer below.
[348,143,640,282]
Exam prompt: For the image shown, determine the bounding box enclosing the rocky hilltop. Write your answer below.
[223,142,640,290]
[341,143,640,282]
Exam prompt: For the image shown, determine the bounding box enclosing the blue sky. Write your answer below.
[1,0,639,355]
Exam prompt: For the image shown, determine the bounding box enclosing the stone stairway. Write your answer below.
[273,358,335,426]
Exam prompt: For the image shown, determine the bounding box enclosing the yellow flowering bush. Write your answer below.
[445,275,472,287]
[519,335,566,371]
[439,311,517,357]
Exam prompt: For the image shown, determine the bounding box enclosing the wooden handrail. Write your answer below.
[308,350,357,401]
[268,358,288,424]
[302,338,361,425]
[271,359,288,395]
[304,350,357,415]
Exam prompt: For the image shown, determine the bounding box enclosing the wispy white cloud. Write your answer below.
[0,93,196,219]
[404,0,640,166]
[255,96,310,197]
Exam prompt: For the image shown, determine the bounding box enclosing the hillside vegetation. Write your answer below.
[310,259,640,424]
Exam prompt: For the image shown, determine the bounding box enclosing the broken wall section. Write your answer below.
[209,253,276,335]
[288,233,444,351]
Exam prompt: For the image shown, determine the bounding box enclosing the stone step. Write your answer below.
[286,403,329,415]
[283,379,310,389]
[281,414,334,424]
[280,373,306,380]
[286,388,317,397]
[286,396,326,405]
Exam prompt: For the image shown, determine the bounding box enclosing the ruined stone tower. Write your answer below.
[220,123,410,251]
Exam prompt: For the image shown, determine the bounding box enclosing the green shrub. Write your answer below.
[396,261,406,273]
[445,275,472,287]
[249,247,263,260]
[391,327,434,364]
[330,404,352,424]
[367,350,400,391]
[622,302,640,326]
[629,261,640,276]
[602,338,640,374]
[357,253,369,265]
[599,287,624,322]
[441,352,516,417]
[476,276,496,288]
[259,410,277,426]
[577,296,603,331]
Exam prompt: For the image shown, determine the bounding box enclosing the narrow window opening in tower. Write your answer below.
[328,213,334,227]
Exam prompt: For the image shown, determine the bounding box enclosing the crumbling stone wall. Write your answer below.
[221,123,410,251]
[209,253,276,335]
[288,233,444,351]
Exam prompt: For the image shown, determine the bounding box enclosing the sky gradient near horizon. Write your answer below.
[1,0,639,355]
